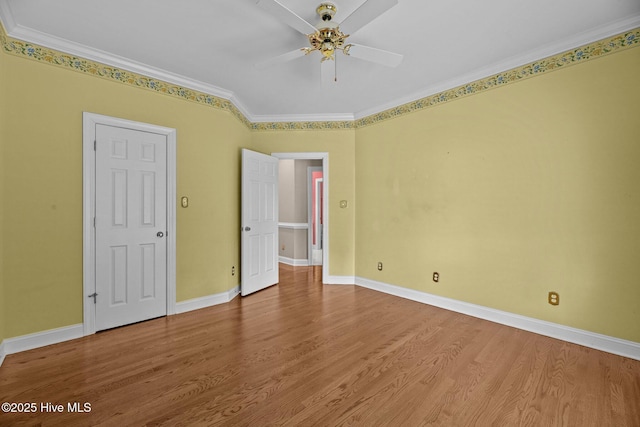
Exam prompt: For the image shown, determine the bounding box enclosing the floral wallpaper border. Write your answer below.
[0,22,252,129]
[355,29,639,128]
[1,22,637,131]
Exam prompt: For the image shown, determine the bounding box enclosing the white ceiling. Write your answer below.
[1,0,639,122]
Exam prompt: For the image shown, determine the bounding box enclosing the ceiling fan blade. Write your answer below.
[320,59,336,86]
[339,0,398,35]
[256,0,317,35]
[346,44,403,67]
[256,49,306,69]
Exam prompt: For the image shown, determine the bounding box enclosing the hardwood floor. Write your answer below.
[1,265,639,426]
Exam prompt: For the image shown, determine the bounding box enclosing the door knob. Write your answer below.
[244,226,251,231]
[157,231,164,238]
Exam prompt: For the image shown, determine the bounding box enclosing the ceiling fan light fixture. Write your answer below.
[307,22,350,62]
[298,2,352,62]
[321,41,335,60]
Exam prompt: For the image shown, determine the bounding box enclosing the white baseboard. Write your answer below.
[1,324,84,364]
[279,256,309,266]
[278,222,309,230]
[0,340,6,366]
[227,285,240,301]
[355,276,640,361]
[175,286,240,314]
[3,279,635,366]
[0,288,242,367]
[325,275,356,285]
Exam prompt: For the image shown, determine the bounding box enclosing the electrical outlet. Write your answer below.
[548,291,559,306]
[377,262,383,271]
[433,272,439,282]
[231,266,235,276]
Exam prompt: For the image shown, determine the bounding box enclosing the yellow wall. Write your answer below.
[1,51,251,337]
[251,130,356,276]
[1,24,638,346]
[355,47,640,342]
[0,43,6,345]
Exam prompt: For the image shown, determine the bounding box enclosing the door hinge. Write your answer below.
[94,140,96,151]
[93,217,96,228]
[88,292,98,304]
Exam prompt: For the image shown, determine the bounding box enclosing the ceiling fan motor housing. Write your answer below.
[317,2,337,21]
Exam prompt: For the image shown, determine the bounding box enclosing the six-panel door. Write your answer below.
[95,124,167,331]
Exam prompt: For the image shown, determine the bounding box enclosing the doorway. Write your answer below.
[83,113,177,335]
[272,153,329,282]
[308,167,323,266]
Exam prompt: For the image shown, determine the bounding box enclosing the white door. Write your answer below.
[94,124,167,330]
[241,149,279,296]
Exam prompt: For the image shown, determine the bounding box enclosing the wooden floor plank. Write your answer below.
[1,265,639,426]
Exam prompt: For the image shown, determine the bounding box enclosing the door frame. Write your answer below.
[272,152,329,282]
[307,166,323,263]
[82,112,177,335]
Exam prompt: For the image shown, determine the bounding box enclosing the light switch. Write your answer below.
[181,196,189,208]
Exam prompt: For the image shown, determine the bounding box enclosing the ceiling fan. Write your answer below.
[256,0,403,84]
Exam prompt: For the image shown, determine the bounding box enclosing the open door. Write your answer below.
[241,149,279,296]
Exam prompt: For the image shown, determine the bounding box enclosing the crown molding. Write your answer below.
[1,3,638,130]
[250,120,355,131]
[228,94,255,125]
[251,112,355,124]
[0,9,355,127]
[354,15,640,120]
[4,23,235,101]
[248,112,355,131]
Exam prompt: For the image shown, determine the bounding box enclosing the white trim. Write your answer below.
[175,287,240,315]
[251,113,355,123]
[355,276,640,361]
[1,3,637,123]
[1,324,84,357]
[307,167,323,263]
[0,286,241,364]
[278,222,309,230]
[279,256,309,267]
[0,340,6,367]
[3,279,636,365]
[228,94,255,125]
[326,276,356,285]
[0,7,350,125]
[2,22,234,102]
[272,153,330,284]
[355,16,640,120]
[166,125,178,316]
[83,112,177,335]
